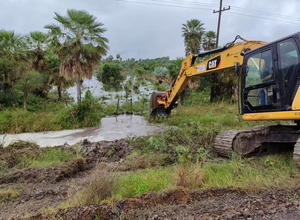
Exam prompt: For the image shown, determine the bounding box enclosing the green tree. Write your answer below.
[97,63,124,83]
[182,19,205,56]
[44,50,73,100]
[153,66,168,78]
[45,9,109,103]
[116,54,121,61]
[14,71,43,109]
[167,58,184,78]
[26,31,48,71]
[0,30,28,105]
[202,31,217,51]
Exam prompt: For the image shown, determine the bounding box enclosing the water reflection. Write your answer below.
[0,115,165,147]
[67,76,154,104]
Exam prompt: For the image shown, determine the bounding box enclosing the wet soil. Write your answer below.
[0,138,132,220]
[2,139,300,220]
[28,188,300,220]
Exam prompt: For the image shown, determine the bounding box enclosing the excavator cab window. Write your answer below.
[243,48,277,112]
[277,38,300,109]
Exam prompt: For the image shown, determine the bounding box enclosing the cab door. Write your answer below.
[242,46,280,114]
[276,38,300,110]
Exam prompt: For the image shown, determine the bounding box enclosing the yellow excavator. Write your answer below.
[150,33,300,168]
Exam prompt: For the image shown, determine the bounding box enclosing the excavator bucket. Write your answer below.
[149,91,171,120]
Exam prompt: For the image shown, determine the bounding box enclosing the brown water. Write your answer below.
[0,115,165,147]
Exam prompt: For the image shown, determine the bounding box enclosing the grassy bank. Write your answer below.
[60,153,299,208]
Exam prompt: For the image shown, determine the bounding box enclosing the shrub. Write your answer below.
[97,63,124,83]
[0,188,19,203]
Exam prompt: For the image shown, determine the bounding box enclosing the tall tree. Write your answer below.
[202,31,217,51]
[26,31,48,72]
[45,9,109,102]
[182,19,205,56]
[0,30,28,95]
[14,70,43,109]
[44,50,74,100]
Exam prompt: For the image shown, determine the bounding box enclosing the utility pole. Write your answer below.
[213,0,230,47]
[210,1,230,103]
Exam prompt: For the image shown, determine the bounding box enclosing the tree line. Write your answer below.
[0,9,109,109]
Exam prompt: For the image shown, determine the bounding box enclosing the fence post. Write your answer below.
[131,98,133,114]
[116,98,120,114]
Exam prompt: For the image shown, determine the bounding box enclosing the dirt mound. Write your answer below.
[0,141,42,169]
[76,139,132,167]
[0,157,86,184]
[28,187,300,220]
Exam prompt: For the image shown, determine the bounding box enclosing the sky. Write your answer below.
[1,0,300,60]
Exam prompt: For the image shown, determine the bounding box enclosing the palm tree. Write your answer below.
[45,9,109,102]
[182,19,205,56]
[26,31,48,71]
[167,58,184,78]
[0,30,28,60]
[0,30,28,93]
[44,50,74,100]
[202,31,217,51]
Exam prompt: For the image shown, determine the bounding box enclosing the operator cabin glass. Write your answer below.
[277,39,299,103]
[245,49,274,107]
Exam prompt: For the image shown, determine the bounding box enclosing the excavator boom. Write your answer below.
[150,36,267,118]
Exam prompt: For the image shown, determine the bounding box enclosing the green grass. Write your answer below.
[28,148,78,168]
[61,153,300,210]
[117,168,173,198]
[0,188,19,203]
[166,102,277,129]
[202,153,299,191]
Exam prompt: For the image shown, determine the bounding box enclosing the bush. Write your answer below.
[61,91,104,128]
[131,122,220,163]
[0,188,19,203]
[153,66,168,78]
[97,63,124,83]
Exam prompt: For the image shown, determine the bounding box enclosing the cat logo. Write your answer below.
[206,56,221,70]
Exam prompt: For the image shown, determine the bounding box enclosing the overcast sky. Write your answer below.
[1,0,300,60]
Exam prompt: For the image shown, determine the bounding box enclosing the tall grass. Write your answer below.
[117,168,173,198]
[166,102,277,129]
[0,188,19,203]
[28,148,78,168]
[62,153,300,209]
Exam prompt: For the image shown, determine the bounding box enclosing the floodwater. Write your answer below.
[0,115,165,147]
[67,76,154,103]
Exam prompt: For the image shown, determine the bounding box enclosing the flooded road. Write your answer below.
[0,115,165,147]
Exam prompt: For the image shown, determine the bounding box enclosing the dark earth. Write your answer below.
[1,139,300,220]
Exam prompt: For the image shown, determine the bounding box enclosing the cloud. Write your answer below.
[1,0,300,60]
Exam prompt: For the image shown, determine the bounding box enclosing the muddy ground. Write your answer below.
[1,139,300,220]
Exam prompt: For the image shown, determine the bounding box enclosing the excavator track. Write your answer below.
[214,125,300,160]
[293,139,300,170]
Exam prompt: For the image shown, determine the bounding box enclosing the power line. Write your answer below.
[143,0,300,21]
[146,0,300,22]
[112,0,300,24]
[230,6,300,21]
[228,11,300,25]
[113,0,213,11]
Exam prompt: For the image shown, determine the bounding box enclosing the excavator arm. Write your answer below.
[150,36,267,119]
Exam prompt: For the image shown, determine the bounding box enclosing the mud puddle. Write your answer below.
[0,115,165,147]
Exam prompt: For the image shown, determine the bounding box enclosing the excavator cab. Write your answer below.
[241,32,300,121]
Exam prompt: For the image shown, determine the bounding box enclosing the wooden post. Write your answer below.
[131,97,133,114]
[116,98,120,114]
